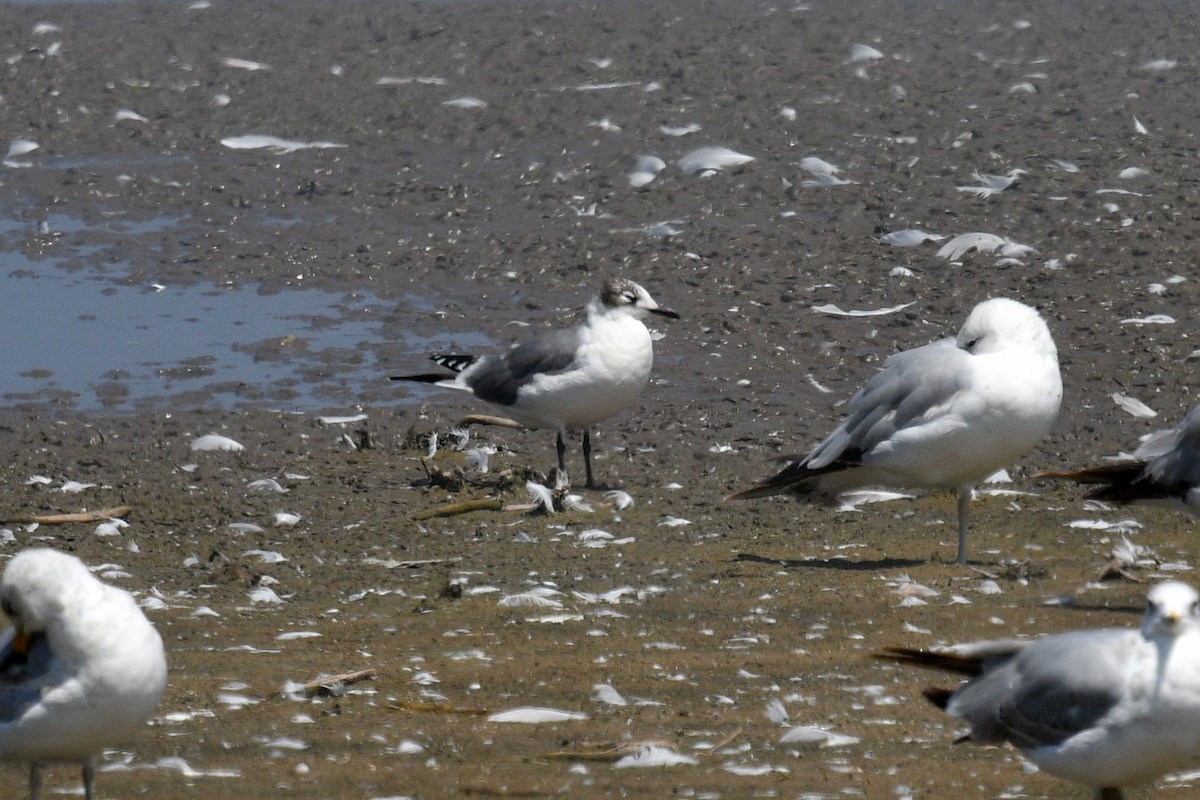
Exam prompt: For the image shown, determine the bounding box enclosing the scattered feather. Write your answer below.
[880,229,944,247]
[1120,314,1175,325]
[848,44,883,63]
[562,494,595,513]
[273,512,302,527]
[614,744,697,768]
[659,123,701,137]
[779,725,860,747]
[526,480,557,513]
[465,445,496,472]
[1112,393,1157,418]
[487,707,589,723]
[220,57,270,71]
[811,302,915,317]
[114,109,149,123]
[248,586,284,604]
[220,135,347,153]
[191,434,245,452]
[629,155,666,187]
[498,588,565,609]
[956,169,1026,198]
[94,518,129,537]
[936,232,1036,261]
[678,146,754,176]
[442,97,487,109]
[592,684,629,706]
[247,478,288,493]
[604,489,634,510]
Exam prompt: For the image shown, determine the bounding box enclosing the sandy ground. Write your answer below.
[2,0,1200,798]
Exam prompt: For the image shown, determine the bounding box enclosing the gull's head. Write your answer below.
[599,278,680,321]
[1142,580,1200,638]
[0,548,91,650]
[956,297,1057,359]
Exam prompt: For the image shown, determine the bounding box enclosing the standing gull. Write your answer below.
[728,298,1062,564]
[879,580,1200,800]
[393,277,678,488]
[1039,403,1200,511]
[0,548,168,800]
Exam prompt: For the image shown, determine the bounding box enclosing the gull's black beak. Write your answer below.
[651,307,680,320]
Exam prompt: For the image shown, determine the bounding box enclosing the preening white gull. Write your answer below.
[881,580,1200,800]
[0,548,168,800]
[392,278,678,488]
[728,298,1062,564]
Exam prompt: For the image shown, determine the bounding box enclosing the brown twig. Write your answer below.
[0,506,132,524]
[412,498,504,520]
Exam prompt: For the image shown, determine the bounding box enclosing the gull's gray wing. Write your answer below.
[0,630,56,724]
[1141,404,1200,492]
[946,628,1135,749]
[806,338,970,469]
[466,327,583,406]
[727,338,972,500]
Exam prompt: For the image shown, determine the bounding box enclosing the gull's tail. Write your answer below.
[874,646,986,677]
[1034,461,1163,503]
[724,453,860,501]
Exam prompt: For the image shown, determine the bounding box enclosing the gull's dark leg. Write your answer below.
[555,431,567,473]
[582,429,595,488]
[1096,788,1124,800]
[30,763,41,800]
[82,759,96,800]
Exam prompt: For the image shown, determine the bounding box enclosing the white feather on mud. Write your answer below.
[191,433,245,452]
[936,232,1036,260]
[613,744,697,768]
[677,146,754,175]
[497,588,565,609]
[1112,392,1157,418]
[629,155,666,187]
[220,135,347,153]
[487,707,589,723]
[247,478,288,493]
[525,480,557,513]
[811,302,914,317]
[880,229,945,247]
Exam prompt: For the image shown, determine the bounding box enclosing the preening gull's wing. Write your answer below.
[466,328,582,406]
[0,631,57,724]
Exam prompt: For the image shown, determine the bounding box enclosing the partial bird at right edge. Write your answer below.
[1038,402,1200,511]
[727,298,1062,565]
[878,580,1200,800]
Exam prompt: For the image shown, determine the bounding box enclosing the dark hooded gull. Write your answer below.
[880,580,1200,800]
[393,277,678,488]
[728,298,1062,564]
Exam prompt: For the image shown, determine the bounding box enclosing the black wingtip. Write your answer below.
[430,353,478,373]
[390,373,447,383]
[922,686,955,710]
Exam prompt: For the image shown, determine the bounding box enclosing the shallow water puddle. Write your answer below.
[0,214,445,410]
